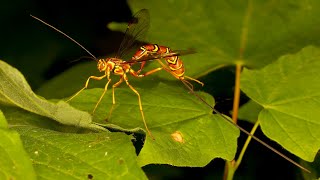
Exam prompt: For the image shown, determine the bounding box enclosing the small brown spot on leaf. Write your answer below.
[87,174,93,179]
[118,158,124,165]
[171,131,184,143]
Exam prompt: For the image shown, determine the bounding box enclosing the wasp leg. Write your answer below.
[124,73,154,139]
[130,66,163,78]
[106,77,124,121]
[180,78,194,90]
[92,77,112,114]
[155,59,203,90]
[136,61,147,74]
[185,76,204,86]
[66,74,107,102]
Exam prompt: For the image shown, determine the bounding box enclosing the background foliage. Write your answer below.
[0,0,319,179]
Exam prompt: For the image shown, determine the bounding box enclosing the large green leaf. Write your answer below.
[240,46,320,161]
[2,104,146,178]
[0,110,36,180]
[137,114,238,167]
[67,83,239,167]
[0,57,239,168]
[13,126,146,180]
[27,0,320,177]
[107,0,320,78]
[0,60,103,131]
[0,110,8,128]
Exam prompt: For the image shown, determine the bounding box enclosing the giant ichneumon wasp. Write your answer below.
[31,9,198,139]
[31,9,309,172]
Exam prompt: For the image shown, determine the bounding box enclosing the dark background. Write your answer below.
[0,0,309,179]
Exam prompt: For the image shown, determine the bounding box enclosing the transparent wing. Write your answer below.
[122,48,197,64]
[116,9,150,58]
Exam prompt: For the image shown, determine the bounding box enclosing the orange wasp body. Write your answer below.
[31,9,309,172]
[131,44,203,89]
[31,9,199,139]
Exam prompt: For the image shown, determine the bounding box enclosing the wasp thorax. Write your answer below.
[97,59,107,72]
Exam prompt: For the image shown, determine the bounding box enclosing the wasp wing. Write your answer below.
[116,9,150,59]
[122,48,197,64]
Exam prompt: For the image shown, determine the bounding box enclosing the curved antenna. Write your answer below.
[30,14,97,60]
[68,56,97,65]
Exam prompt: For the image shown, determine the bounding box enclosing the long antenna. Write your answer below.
[180,80,310,173]
[30,13,310,173]
[30,14,97,60]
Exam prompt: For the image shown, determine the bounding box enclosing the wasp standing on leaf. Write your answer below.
[30,9,311,173]
[30,9,200,139]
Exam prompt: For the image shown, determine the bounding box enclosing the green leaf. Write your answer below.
[1,58,239,168]
[32,0,320,173]
[68,83,240,167]
[137,114,238,167]
[240,46,320,161]
[14,126,147,180]
[107,0,320,79]
[0,60,103,131]
[2,106,77,132]
[237,100,263,123]
[0,109,8,128]
[0,111,36,180]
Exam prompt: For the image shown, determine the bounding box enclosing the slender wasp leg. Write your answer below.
[92,75,112,114]
[106,77,124,121]
[155,59,195,90]
[180,78,194,91]
[66,74,107,102]
[123,73,154,139]
[185,76,204,86]
[155,59,204,90]
[136,61,146,74]
[155,59,177,76]
[130,67,163,78]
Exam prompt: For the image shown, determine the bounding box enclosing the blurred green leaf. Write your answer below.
[14,126,147,180]
[0,110,8,128]
[241,46,320,161]
[107,0,320,78]
[0,110,36,180]
[38,0,320,100]
[237,100,263,123]
[0,60,104,131]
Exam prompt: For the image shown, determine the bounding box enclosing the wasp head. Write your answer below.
[97,58,115,72]
[97,59,107,72]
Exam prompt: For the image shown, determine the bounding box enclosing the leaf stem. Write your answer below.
[232,63,242,124]
[223,63,242,180]
[235,119,260,168]
[224,120,260,180]
[224,160,236,180]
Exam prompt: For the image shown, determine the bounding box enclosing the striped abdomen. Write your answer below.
[132,44,185,79]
